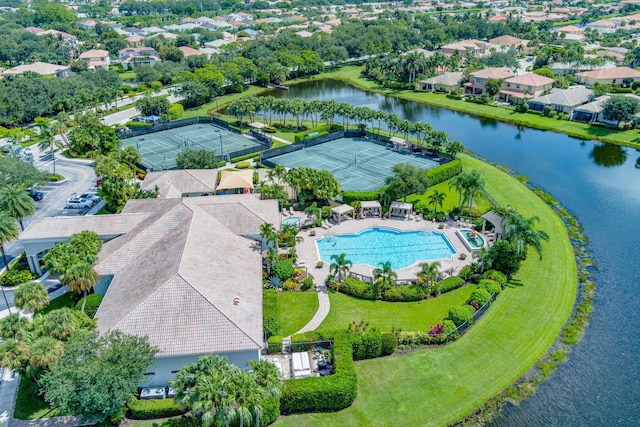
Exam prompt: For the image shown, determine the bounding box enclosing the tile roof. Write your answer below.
[528,86,593,107]
[489,35,523,45]
[19,213,149,241]
[3,62,69,76]
[420,71,463,86]
[141,169,218,197]
[505,73,554,86]
[576,66,640,79]
[470,67,514,79]
[79,49,109,58]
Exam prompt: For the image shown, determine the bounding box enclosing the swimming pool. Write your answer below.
[456,229,486,250]
[282,216,301,226]
[316,228,457,269]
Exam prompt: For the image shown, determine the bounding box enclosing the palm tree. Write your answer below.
[427,190,446,216]
[0,339,29,371]
[463,170,486,211]
[0,185,35,231]
[373,261,397,297]
[37,130,63,175]
[418,261,440,288]
[472,247,492,273]
[63,263,98,312]
[43,308,77,340]
[14,282,49,312]
[230,369,262,427]
[0,213,19,270]
[28,336,63,370]
[304,202,321,224]
[247,359,284,399]
[0,313,29,340]
[502,209,550,259]
[259,223,279,250]
[330,252,353,282]
[193,374,234,427]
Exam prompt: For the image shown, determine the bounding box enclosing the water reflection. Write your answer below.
[589,144,628,168]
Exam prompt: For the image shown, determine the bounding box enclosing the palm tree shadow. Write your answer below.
[504,278,524,288]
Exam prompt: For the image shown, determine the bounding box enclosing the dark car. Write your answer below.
[27,189,44,201]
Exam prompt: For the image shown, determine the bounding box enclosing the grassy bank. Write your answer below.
[278,291,319,336]
[291,66,640,149]
[276,153,576,426]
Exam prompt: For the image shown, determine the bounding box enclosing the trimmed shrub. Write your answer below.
[381,332,397,356]
[478,279,501,296]
[125,121,152,128]
[2,269,35,287]
[263,289,280,339]
[396,331,447,347]
[351,331,382,361]
[342,189,384,204]
[448,305,473,327]
[425,159,462,186]
[469,288,491,307]
[236,161,251,169]
[382,284,427,302]
[515,103,528,113]
[301,277,314,291]
[458,265,473,281]
[127,397,186,419]
[271,260,295,281]
[281,332,357,413]
[291,331,325,352]
[437,276,465,294]
[267,335,283,354]
[231,153,261,163]
[332,278,430,302]
[75,294,103,318]
[483,269,507,286]
[443,319,459,340]
[261,396,280,427]
[330,277,375,300]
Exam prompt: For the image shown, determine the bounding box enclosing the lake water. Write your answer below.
[266,80,640,425]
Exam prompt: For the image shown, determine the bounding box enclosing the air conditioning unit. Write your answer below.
[140,388,152,399]
[167,387,175,398]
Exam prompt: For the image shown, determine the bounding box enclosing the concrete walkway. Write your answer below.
[293,266,330,335]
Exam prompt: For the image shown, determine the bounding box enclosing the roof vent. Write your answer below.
[233,297,240,306]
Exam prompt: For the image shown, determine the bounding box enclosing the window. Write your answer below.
[516,84,520,89]
[528,86,532,91]
[144,372,155,376]
[476,78,483,83]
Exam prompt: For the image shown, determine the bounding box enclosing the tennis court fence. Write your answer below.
[118,116,236,139]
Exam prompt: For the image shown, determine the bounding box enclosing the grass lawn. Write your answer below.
[296,66,640,149]
[119,71,137,81]
[182,86,266,119]
[39,292,77,315]
[317,286,476,333]
[407,180,491,215]
[275,153,576,426]
[14,376,61,420]
[278,291,319,336]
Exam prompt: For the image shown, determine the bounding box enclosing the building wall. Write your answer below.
[142,349,260,386]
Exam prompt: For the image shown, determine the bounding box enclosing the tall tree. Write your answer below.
[64,263,98,313]
[502,209,550,259]
[0,213,19,270]
[14,281,49,313]
[0,185,35,231]
[330,252,353,282]
[427,190,446,216]
[384,163,428,202]
[41,330,157,422]
[373,261,397,298]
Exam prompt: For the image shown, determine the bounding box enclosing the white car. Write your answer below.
[79,194,101,205]
[65,198,93,209]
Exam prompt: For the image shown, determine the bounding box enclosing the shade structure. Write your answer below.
[248,122,266,129]
[390,136,409,149]
[481,211,504,237]
[216,169,254,192]
[390,201,413,218]
[330,204,354,224]
[360,200,382,218]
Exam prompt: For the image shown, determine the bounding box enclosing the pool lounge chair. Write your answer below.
[282,209,289,217]
[289,207,295,215]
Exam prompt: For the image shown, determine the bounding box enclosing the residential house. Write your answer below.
[78,18,96,30]
[572,94,640,124]
[19,194,279,387]
[527,86,594,114]
[547,61,617,76]
[575,66,640,86]
[125,35,144,47]
[141,170,217,197]
[464,67,514,96]
[586,18,621,34]
[441,39,489,57]
[118,47,160,68]
[178,46,206,58]
[418,72,463,92]
[2,62,70,78]
[489,34,525,49]
[498,73,555,103]
[78,49,110,70]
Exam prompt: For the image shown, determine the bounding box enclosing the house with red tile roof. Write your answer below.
[78,49,110,70]
[575,66,640,85]
[499,73,555,103]
[464,67,514,96]
[441,39,489,57]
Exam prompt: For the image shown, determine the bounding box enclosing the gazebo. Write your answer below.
[389,201,413,219]
[481,211,504,238]
[330,204,354,224]
[216,170,254,194]
[360,200,382,218]
[349,264,374,283]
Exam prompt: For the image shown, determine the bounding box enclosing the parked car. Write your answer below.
[79,194,101,205]
[26,189,44,201]
[65,198,93,209]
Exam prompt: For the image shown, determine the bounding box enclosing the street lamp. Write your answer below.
[215,130,224,159]
[0,276,11,314]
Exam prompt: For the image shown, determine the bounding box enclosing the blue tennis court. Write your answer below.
[121,123,265,170]
[268,137,440,191]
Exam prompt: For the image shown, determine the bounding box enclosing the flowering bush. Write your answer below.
[282,278,299,291]
[470,301,480,310]
[429,324,445,335]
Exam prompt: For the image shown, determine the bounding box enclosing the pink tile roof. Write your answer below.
[505,73,555,86]
[576,66,640,79]
[470,67,514,79]
[489,35,523,45]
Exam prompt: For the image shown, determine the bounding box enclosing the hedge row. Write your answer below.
[294,124,343,142]
[342,189,384,205]
[127,397,187,419]
[426,158,462,186]
[280,332,357,413]
[330,277,465,302]
[263,290,280,339]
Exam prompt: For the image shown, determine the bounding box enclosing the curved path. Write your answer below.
[293,265,330,335]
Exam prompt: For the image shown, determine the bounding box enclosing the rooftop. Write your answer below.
[576,66,640,79]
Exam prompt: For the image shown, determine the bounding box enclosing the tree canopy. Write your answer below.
[287,167,341,201]
[384,163,428,202]
[175,148,223,169]
[602,95,640,123]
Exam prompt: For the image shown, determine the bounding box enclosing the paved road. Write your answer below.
[102,93,183,126]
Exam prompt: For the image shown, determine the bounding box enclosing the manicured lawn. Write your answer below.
[317,286,476,333]
[182,86,266,119]
[39,292,77,315]
[299,66,640,149]
[276,153,576,426]
[278,291,319,336]
[119,71,137,81]
[14,376,61,420]
[407,180,491,215]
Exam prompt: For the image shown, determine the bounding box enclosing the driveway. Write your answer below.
[102,93,184,126]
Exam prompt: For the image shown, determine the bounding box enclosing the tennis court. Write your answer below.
[268,137,440,191]
[121,123,266,170]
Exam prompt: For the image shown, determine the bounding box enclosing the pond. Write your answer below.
[264,79,640,425]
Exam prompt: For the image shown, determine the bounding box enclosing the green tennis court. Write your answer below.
[121,123,266,170]
[268,137,441,191]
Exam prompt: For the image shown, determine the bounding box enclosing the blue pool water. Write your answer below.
[281,216,301,226]
[316,228,457,269]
